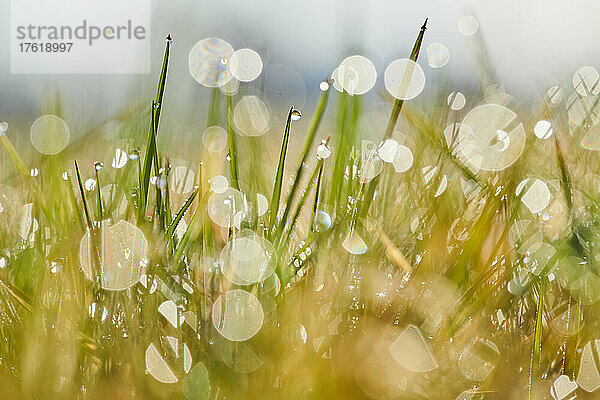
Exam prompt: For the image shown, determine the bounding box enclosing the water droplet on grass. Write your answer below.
[389,325,437,372]
[208,188,244,227]
[447,91,466,110]
[210,175,229,193]
[189,38,235,88]
[534,120,553,139]
[111,148,128,169]
[547,85,564,106]
[145,337,192,384]
[84,179,96,191]
[229,48,263,82]
[170,165,195,194]
[342,231,368,254]
[30,115,70,155]
[392,144,414,172]
[516,178,551,213]
[319,81,330,91]
[551,374,578,399]
[457,104,525,171]
[220,230,275,285]
[158,300,179,328]
[79,220,149,290]
[458,15,479,36]
[568,95,600,127]
[332,55,377,95]
[202,126,228,153]
[183,363,211,400]
[576,339,600,392]
[0,121,8,135]
[212,289,264,341]
[384,59,425,100]
[291,108,302,121]
[256,193,268,216]
[426,43,450,68]
[233,95,270,136]
[316,142,331,159]
[573,66,600,96]
[378,139,398,163]
[458,337,500,381]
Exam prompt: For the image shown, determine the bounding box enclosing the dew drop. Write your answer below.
[316,143,332,160]
[458,15,479,36]
[534,120,553,139]
[291,109,302,121]
[212,289,264,341]
[30,115,70,155]
[111,148,128,169]
[84,179,97,191]
[384,59,426,100]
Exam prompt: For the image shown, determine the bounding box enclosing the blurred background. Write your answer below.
[1,0,600,138]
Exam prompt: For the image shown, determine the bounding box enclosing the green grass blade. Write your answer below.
[173,191,210,264]
[383,18,427,141]
[166,188,199,241]
[94,163,103,222]
[269,107,295,236]
[226,92,240,191]
[533,279,545,373]
[280,157,324,250]
[279,87,331,237]
[310,154,326,232]
[74,160,93,231]
[140,35,172,217]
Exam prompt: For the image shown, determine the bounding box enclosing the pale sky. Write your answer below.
[1,0,599,125]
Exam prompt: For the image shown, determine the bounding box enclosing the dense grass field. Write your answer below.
[1,19,600,399]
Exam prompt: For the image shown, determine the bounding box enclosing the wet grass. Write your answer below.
[0,21,599,400]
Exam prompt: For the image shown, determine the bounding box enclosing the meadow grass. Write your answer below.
[0,21,599,400]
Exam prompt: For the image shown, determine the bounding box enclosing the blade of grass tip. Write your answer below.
[172,191,210,265]
[140,34,172,216]
[166,187,199,241]
[226,91,240,191]
[383,18,427,141]
[269,107,295,236]
[360,19,428,218]
[280,85,331,237]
